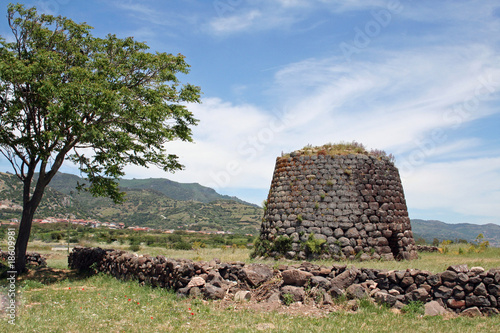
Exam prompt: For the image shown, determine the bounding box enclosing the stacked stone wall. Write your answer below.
[258,152,418,260]
[68,247,500,316]
[0,250,46,267]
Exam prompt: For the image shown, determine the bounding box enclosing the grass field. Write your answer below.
[1,241,500,332]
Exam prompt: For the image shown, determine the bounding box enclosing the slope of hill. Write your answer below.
[411,219,500,247]
[45,173,257,206]
[0,172,263,234]
[118,178,257,206]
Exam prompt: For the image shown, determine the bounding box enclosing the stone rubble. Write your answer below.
[69,247,500,317]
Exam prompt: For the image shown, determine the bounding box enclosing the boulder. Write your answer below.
[487,284,500,297]
[280,286,306,303]
[426,275,441,288]
[374,291,397,307]
[440,270,457,282]
[203,284,226,300]
[330,267,359,290]
[434,286,453,299]
[187,276,206,288]
[424,301,448,316]
[310,276,331,290]
[447,264,468,273]
[466,295,491,307]
[282,269,313,286]
[267,292,281,303]
[473,282,488,296]
[346,284,367,300]
[460,307,482,317]
[408,287,430,302]
[241,264,274,287]
[470,267,485,274]
[447,299,466,309]
[234,290,251,302]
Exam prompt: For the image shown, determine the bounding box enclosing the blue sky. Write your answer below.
[1,0,500,225]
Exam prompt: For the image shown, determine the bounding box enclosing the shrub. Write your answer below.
[401,301,424,316]
[173,241,192,250]
[250,237,271,258]
[305,233,326,255]
[273,235,292,253]
[282,293,294,306]
[129,244,140,252]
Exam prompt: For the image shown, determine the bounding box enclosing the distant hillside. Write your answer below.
[118,178,258,206]
[411,219,500,247]
[44,173,257,206]
[0,172,263,234]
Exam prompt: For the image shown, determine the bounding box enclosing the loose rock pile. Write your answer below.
[0,251,47,267]
[257,148,418,261]
[69,247,499,316]
[416,245,440,253]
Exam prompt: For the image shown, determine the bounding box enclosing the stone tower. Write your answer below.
[255,143,418,261]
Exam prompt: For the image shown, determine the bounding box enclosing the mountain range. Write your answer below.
[410,219,500,247]
[1,171,499,244]
[0,172,263,234]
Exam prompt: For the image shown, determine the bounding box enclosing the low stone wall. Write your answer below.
[0,251,47,267]
[69,247,500,316]
[416,245,440,253]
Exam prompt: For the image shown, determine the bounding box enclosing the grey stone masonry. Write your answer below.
[70,248,500,315]
[258,149,418,260]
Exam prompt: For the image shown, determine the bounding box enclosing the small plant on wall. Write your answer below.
[305,233,326,255]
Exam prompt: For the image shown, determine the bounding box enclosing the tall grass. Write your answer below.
[1,273,499,332]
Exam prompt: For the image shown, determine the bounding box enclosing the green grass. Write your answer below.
[1,273,499,332]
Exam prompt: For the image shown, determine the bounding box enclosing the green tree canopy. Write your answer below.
[0,4,201,272]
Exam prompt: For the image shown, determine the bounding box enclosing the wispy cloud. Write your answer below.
[404,157,500,223]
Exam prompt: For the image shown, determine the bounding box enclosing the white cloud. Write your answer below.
[85,0,500,222]
[123,97,295,193]
[209,10,263,34]
[403,157,500,220]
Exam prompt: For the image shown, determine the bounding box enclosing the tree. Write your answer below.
[0,4,201,272]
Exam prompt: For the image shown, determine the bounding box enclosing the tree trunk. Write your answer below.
[14,202,37,273]
[15,173,49,273]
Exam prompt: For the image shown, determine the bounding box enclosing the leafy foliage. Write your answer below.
[401,301,425,316]
[0,4,201,271]
[281,293,294,306]
[273,235,292,253]
[0,3,201,202]
[305,233,326,255]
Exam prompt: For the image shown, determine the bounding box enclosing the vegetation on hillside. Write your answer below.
[412,219,500,247]
[0,172,263,234]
